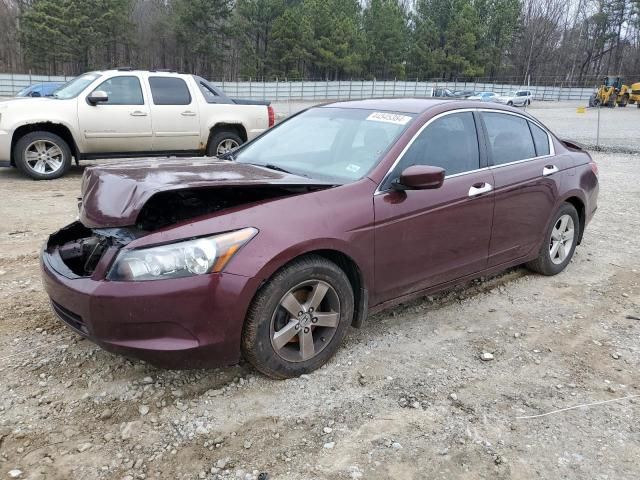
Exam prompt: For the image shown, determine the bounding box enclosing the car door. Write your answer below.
[373,111,495,303]
[147,76,201,152]
[481,111,568,267]
[77,75,152,153]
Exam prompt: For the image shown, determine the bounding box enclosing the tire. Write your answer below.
[507,101,513,106]
[206,128,243,157]
[526,203,580,276]
[618,95,629,107]
[527,99,531,106]
[588,94,599,107]
[13,131,72,180]
[242,255,355,379]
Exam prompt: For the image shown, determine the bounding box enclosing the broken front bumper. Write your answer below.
[40,224,259,369]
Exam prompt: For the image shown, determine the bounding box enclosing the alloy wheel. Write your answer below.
[24,140,64,175]
[216,139,239,156]
[270,280,341,362]
[549,214,575,265]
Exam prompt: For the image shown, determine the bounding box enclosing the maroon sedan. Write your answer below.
[41,98,599,378]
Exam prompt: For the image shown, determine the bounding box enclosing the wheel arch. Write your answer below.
[11,122,80,166]
[207,122,248,143]
[249,246,369,329]
[563,195,586,244]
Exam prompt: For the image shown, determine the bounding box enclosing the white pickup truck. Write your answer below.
[0,69,275,179]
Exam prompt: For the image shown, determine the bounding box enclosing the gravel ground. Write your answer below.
[0,108,639,480]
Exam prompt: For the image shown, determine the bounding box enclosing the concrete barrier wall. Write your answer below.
[0,73,594,101]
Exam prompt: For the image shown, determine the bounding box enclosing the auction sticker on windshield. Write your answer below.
[366,112,412,125]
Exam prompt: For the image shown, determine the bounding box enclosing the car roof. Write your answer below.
[319,98,454,114]
[316,97,534,116]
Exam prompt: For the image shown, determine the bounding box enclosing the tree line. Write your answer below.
[1,0,639,86]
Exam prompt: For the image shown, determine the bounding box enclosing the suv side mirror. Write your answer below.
[87,90,108,105]
[392,165,445,190]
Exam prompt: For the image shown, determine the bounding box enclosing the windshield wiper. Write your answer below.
[262,164,292,174]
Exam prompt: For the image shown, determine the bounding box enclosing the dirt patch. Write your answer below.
[0,151,639,479]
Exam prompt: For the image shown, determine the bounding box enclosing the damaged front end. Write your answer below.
[44,222,144,279]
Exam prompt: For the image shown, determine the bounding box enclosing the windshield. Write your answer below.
[53,73,101,99]
[235,107,415,182]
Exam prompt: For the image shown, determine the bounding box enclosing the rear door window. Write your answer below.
[149,77,191,105]
[529,122,550,156]
[482,112,536,165]
[92,76,144,105]
[390,112,480,184]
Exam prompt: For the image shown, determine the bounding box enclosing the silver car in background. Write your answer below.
[495,90,533,106]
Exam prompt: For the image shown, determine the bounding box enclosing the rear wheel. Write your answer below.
[13,131,72,180]
[507,101,513,106]
[206,128,243,157]
[527,203,580,276]
[242,255,354,379]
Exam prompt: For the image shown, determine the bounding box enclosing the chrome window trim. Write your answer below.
[374,107,554,195]
[374,108,477,194]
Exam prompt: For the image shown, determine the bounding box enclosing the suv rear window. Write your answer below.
[149,77,191,105]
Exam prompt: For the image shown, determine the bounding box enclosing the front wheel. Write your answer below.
[242,255,354,379]
[13,131,72,180]
[527,203,580,276]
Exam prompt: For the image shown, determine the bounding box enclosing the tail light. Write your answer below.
[267,105,275,128]
[590,161,599,177]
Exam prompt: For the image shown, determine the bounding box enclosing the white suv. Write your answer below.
[0,69,274,179]
[495,90,533,107]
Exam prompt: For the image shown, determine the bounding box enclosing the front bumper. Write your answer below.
[40,238,259,369]
[0,129,11,166]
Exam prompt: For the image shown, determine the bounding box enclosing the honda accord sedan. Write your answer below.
[41,98,599,378]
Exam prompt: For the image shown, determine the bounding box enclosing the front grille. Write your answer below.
[51,300,88,335]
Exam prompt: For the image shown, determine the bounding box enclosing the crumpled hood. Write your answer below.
[79,158,335,228]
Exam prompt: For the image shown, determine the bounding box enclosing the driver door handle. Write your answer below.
[181,110,197,117]
[543,165,559,176]
[468,182,493,197]
[130,110,148,117]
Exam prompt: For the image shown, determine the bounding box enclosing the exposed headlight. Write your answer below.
[108,227,258,281]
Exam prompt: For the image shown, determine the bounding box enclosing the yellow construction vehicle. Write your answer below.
[588,76,632,108]
[627,82,640,108]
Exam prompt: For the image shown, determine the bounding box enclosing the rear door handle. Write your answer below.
[468,182,493,197]
[130,111,148,117]
[181,111,197,117]
[543,165,559,176]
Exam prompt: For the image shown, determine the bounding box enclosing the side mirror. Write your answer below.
[392,165,445,191]
[87,90,108,105]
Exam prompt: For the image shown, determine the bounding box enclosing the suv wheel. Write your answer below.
[527,203,580,276]
[14,131,72,180]
[242,255,354,379]
[206,128,243,157]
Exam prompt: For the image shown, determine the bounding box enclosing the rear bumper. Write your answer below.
[41,243,259,369]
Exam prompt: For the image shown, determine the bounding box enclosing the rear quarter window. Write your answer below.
[529,122,550,156]
[149,77,191,105]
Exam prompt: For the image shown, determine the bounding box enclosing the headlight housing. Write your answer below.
[107,227,257,281]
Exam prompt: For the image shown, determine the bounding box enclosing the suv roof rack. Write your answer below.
[149,68,177,73]
[116,67,134,71]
